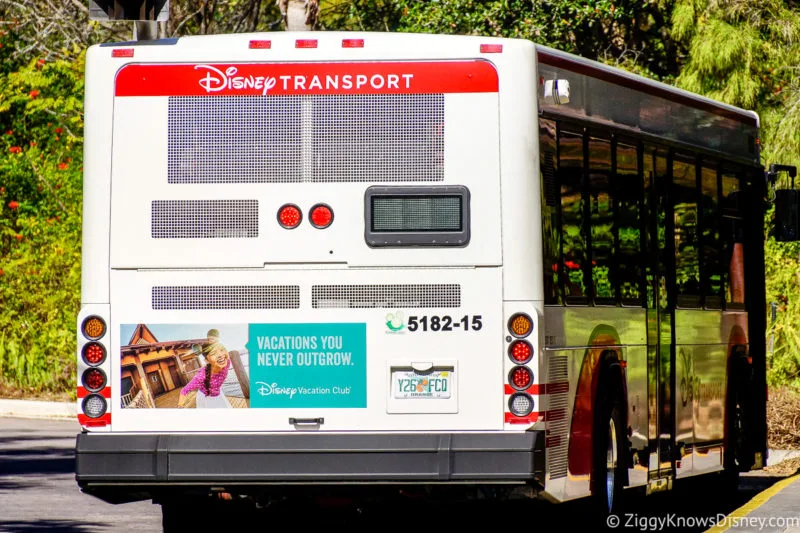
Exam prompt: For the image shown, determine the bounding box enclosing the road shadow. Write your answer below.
[0,446,75,475]
[0,520,111,533]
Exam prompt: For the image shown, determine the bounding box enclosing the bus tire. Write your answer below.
[161,496,218,532]
[591,361,627,517]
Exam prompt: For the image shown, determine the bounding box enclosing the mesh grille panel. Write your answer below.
[312,284,460,309]
[151,200,257,239]
[152,286,299,309]
[168,94,444,183]
[546,353,570,479]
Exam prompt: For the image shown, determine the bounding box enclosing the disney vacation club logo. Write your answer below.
[385,311,405,334]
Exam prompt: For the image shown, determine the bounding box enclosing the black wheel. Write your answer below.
[592,362,627,517]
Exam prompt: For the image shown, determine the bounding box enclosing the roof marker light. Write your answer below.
[342,39,364,48]
[480,44,503,53]
[249,40,272,49]
[296,39,318,49]
[112,48,135,58]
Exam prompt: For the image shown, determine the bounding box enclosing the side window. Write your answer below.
[589,136,614,304]
[540,119,560,305]
[722,172,744,307]
[700,163,722,308]
[616,142,643,305]
[559,130,588,301]
[672,155,700,308]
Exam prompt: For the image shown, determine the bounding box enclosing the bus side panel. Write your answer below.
[542,306,647,502]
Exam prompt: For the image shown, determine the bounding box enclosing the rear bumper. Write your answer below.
[76,431,545,500]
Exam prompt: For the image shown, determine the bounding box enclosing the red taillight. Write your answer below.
[82,368,106,392]
[296,39,318,49]
[82,342,106,365]
[510,366,532,390]
[309,204,333,229]
[509,340,533,364]
[249,40,272,49]
[278,204,302,229]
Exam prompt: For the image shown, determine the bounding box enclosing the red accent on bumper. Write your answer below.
[78,413,111,427]
[77,387,111,398]
[504,412,542,424]
[504,381,569,395]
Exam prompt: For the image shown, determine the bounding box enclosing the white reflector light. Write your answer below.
[82,394,107,418]
[509,393,534,417]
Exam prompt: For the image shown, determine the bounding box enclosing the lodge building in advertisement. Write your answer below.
[120,324,208,408]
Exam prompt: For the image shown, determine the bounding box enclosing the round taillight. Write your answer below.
[508,340,533,364]
[82,342,106,366]
[309,203,333,229]
[509,366,533,390]
[508,393,534,416]
[508,313,533,338]
[277,204,302,229]
[82,394,107,419]
[82,316,106,340]
[82,368,107,392]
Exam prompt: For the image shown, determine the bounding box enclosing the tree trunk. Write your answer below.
[278,0,318,31]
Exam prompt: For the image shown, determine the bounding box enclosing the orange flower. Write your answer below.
[4,130,11,135]
[37,59,45,67]
[29,141,35,147]
[9,146,21,153]
[14,234,22,241]
[29,89,39,98]
[55,127,63,134]
[8,200,19,210]
[58,162,69,170]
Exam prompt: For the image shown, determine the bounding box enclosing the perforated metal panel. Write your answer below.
[151,200,258,238]
[546,353,570,479]
[152,286,300,310]
[168,95,444,183]
[312,284,460,309]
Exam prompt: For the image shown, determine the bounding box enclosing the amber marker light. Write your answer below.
[508,313,533,338]
[82,316,106,340]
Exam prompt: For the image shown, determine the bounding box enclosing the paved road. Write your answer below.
[0,417,161,533]
[0,416,792,532]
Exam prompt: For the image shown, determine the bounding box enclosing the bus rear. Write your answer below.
[75,32,545,506]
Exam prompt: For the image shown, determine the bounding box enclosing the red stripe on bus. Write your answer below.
[77,387,111,398]
[504,381,569,395]
[115,61,499,97]
[504,412,542,424]
[78,413,111,427]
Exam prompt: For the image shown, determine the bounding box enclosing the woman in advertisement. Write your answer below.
[178,329,232,408]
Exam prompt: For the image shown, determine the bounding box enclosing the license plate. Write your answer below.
[392,370,452,399]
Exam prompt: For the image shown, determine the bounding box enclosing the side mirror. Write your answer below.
[768,164,799,242]
[774,189,800,242]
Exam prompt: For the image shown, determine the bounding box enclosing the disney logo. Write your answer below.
[256,381,297,399]
[195,65,277,96]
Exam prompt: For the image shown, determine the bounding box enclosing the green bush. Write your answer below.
[0,51,84,395]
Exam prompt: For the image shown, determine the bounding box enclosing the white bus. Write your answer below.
[75,31,787,525]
